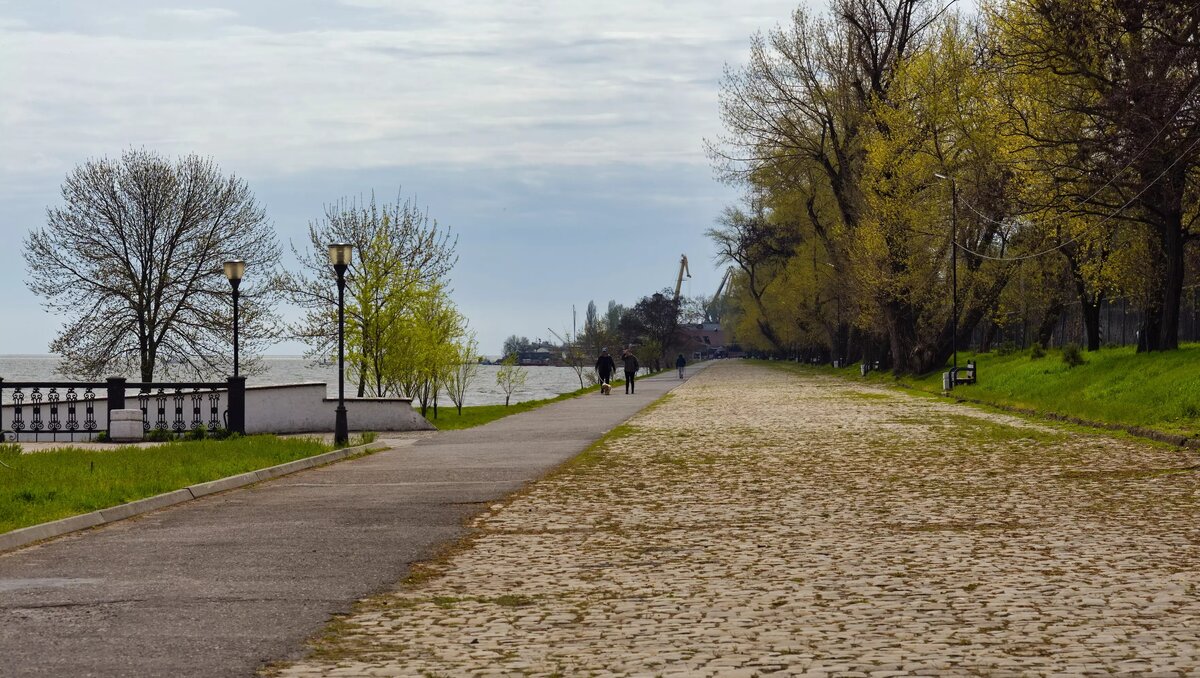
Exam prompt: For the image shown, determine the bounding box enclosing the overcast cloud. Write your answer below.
[0,0,814,355]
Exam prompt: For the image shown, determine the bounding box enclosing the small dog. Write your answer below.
[600,382,611,395]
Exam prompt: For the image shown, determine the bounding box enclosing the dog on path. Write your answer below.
[600,381,611,395]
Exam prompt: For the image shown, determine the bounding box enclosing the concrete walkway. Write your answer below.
[0,366,705,677]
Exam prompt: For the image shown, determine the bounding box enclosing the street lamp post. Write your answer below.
[934,174,959,370]
[223,259,246,377]
[328,243,353,446]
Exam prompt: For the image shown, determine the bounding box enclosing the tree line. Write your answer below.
[25,148,476,413]
[503,289,710,378]
[708,0,1200,374]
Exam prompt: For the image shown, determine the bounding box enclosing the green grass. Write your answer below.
[0,435,333,533]
[906,345,1200,435]
[420,376,640,430]
[768,345,1200,436]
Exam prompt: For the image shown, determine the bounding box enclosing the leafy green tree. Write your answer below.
[281,191,457,395]
[501,335,533,359]
[989,0,1200,351]
[619,291,683,367]
[410,285,466,417]
[445,332,480,415]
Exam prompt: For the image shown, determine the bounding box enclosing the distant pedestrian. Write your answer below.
[595,347,616,395]
[676,353,687,379]
[621,347,640,394]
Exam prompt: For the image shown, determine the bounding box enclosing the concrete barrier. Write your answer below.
[108,409,143,442]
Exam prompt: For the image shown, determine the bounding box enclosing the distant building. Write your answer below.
[517,347,555,366]
[680,323,729,360]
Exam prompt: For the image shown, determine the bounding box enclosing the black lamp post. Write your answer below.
[328,243,353,446]
[934,173,959,370]
[223,259,246,377]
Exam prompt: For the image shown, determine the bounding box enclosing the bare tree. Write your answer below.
[495,354,527,407]
[24,149,281,381]
[561,331,588,388]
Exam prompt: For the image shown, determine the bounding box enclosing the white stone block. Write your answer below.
[109,409,144,442]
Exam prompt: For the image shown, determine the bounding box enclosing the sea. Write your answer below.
[0,355,589,407]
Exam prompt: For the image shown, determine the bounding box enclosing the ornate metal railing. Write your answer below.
[0,377,246,443]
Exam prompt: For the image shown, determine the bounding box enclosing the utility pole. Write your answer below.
[935,173,959,370]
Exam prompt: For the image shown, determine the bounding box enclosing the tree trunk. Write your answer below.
[1035,298,1065,348]
[1156,212,1186,350]
[1082,297,1103,352]
[980,320,998,353]
[843,324,863,364]
[755,318,785,354]
[883,300,930,374]
[1066,274,1104,351]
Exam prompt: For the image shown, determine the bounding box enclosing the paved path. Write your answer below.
[0,367,704,677]
[275,362,1200,677]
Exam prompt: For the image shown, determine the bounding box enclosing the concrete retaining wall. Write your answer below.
[244,383,433,433]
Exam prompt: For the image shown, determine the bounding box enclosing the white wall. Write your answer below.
[245,383,434,434]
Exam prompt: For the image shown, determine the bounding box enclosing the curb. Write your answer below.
[0,440,390,554]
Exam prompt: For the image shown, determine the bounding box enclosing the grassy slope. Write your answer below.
[778,345,1200,436]
[0,435,331,533]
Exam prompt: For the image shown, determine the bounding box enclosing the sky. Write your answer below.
[0,0,815,356]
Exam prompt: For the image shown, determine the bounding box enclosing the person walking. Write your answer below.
[676,353,687,379]
[595,348,616,394]
[621,346,640,394]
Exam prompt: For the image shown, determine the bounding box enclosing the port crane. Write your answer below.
[674,254,691,300]
[705,266,734,323]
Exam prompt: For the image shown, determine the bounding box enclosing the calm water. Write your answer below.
[0,355,590,407]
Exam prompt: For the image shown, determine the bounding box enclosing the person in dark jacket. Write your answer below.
[621,347,640,394]
[676,353,686,379]
[595,348,616,393]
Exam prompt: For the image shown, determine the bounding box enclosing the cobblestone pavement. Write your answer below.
[273,362,1200,677]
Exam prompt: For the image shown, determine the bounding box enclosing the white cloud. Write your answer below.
[150,8,238,22]
[0,1,802,186]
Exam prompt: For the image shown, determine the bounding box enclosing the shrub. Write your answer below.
[95,431,111,443]
[995,341,1018,356]
[185,424,208,441]
[1029,343,1046,359]
[146,428,176,442]
[1061,343,1086,368]
[207,427,232,440]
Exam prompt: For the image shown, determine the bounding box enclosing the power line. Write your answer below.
[956,131,1200,262]
[948,77,1200,262]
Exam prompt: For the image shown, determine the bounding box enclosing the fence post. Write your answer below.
[106,377,126,417]
[227,376,246,435]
